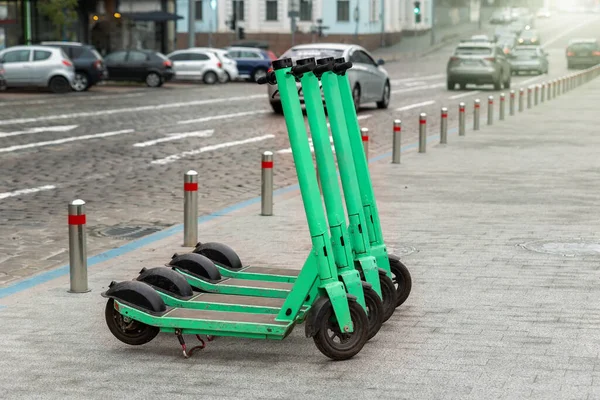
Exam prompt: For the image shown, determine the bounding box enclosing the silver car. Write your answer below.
[509,46,549,75]
[0,45,75,93]
[447,42,512,90]
[267,43,390,114]
[167,48,227,85]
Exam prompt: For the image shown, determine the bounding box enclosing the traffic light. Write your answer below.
[238,27,245,40]
[414,1,421,23]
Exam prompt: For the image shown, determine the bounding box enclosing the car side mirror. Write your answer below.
[377,58,385,66]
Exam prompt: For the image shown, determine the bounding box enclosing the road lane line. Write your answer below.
[449,90,481,100]
[0,129,135,153]
[519,76,544,85]
[0,95,266,126]
[151,134,275,165]
[0,92,146,107]
[133,130,214,147]
[0,125,79,138]
[0,185,56,200]
[177,110,270,125]
[392,83,444,95]
[390,74,445,84]
[543,16,600,47]
[395,100,436,112]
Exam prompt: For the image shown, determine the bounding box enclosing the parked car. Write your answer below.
[103,50,174,87]
[0,63,6,90]
[229,40,278,60]
[517,29,540,45]
[167,48,227,84]
[226,46,273,82]
[469,35,494,43]
[267,43,390,114]
[536,8,551,18]
[208,48,239,82]
[508,45,549,75]
[489,9,512,24]
[40,41,107,92]
[0,45,74,93]
[566,39,600,69]
[447,41,511,90]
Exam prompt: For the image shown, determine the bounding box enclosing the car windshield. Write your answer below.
[520,30,537,38]
[569,43,598,51]
[154,52,168,60]
[455,47,492,56]
[282,48,345,62]
[91,49,103,60]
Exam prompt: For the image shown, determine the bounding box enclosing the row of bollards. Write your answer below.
[66,65,600,293]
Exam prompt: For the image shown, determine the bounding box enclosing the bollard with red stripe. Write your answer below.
[458,102,466,136]
[68,199,90,293]
[361,127,369,160]
[440,107,448,144]
[534,85,539,106]
[541,82,546,103]
[392,120,401,164]
[499,92,506,120]
[527,86,532,109]
[419,113,427,153]
[183,170,198,246]
[261,151,274,216]
[519,88,524,112]
[487,95,494,125]
[474,99,481,131]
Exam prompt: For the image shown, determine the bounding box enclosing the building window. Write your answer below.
[370,0,379,22]
[266,0,278,21]
[300,0,312,21]
[195,0,203,20]
[233,0,245,21]
[337,0,350,22]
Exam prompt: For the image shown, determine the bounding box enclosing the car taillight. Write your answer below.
[450,56,459,62]
[62,60,73,67]
[593,51,600,56]
[485,57,496,62]
[567,52,574,57]
[503,48,509,54]
[163,60,172,67]
[217,62,222,68]
[93,60,102,70]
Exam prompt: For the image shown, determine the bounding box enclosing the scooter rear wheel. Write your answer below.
[363,286,384,340]
[105,299,159,346]
[380,274,397,323]
[312,300,368,361]
[389,257,412,307]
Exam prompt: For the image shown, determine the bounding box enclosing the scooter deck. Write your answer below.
[218,278,293,289]
[214,264,300,283]
[193,293,286,308]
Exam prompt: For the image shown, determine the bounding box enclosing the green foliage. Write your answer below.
[38,0,79,38]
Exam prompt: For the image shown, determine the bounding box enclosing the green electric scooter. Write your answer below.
[102,58,369,360]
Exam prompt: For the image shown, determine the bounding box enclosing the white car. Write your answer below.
[167,48,227,84]
[185,47,239,83]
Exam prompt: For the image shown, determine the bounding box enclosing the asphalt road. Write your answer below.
[1,13,598,286]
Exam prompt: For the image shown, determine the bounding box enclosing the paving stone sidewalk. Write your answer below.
[1,78,600,399]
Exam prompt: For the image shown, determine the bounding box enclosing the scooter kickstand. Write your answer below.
[175,329,206,358]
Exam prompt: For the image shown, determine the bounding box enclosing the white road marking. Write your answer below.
[449,90,482,100]
[392,83,444,95]
[327,114,371,128]
[395,100,436,112]
[0,92,146,107]
[177,110,270,125]
[151,134,275,165]
[133,130,214,147]
[0,185,56,200]
[543,16,600,47]
[519,76,543,85]
[277,136,335,155]
[0,95,266,126]
[390,74,445,84]
[0,125,79,138]
[0,129,135,153]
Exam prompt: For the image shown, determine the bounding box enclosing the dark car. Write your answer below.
[40,41,107,92]
[517,29,540,46]
[566,39,600,69]
[226,46,272,82]
[103,50,174,87]
[0,63,6,91]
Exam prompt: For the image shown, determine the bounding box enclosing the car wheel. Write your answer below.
[376,80,390,109]
[252,68,268,83]
[203,71,218,85]
[49,76,72,94]
[145,72,161,88]
[220,71,231,83]
[459,83,466,90]
[270,101,283,114]
[504,76,511,89]
[447,80,455,90]
[352,84,361,113]
[72,72,90,92]
[493,78,501,91]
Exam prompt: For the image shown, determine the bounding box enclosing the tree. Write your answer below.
[38,0,79,39]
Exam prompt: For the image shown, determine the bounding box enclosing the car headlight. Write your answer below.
[518,39,524,43]
[531,38,537,43]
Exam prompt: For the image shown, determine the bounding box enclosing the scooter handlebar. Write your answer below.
[333,61,353,75]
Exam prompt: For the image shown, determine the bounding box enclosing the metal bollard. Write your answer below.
[458,102,466,136]
[499,93,505,121]
[419,113,427,153]
[509,90,515,116]
[392,119,401,164]
[474,99,480,131]
[534,85,539,106]
[440,107,448,144]
[519,88,524,112]
[361,127,369,159]
[68,199,90,293]
[548,81,553,100]
[183,170,198,246]
[527,87,532,109]
[541,82,546,103]
[261,151,273,216]
[487,96,494,125]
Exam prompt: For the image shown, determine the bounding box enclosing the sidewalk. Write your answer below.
[1,77,600,399]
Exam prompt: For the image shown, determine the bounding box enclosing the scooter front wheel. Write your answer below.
[389,257,412,307]
[363,286,384,340]
[380,274,397,323]
[105,299,159,346]
[312,300,368,361]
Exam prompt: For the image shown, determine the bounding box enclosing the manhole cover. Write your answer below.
[519,239,600,257]
[92,223,171,240]
[389,245,418,257]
